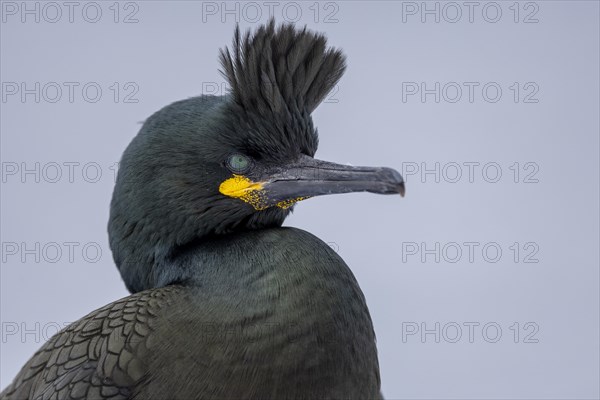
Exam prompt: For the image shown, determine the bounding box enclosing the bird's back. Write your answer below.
[1,286,185,400]
[2,228,381,400]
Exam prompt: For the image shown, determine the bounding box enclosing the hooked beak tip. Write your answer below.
[378,166,405,197]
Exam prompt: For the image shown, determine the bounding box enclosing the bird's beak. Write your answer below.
[261,154,405,209]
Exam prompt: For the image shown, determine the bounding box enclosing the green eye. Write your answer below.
[226,154,252,174]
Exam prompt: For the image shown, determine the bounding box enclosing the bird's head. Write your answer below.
[108,20,404,293]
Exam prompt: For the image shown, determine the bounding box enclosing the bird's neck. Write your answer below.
[111,200,291,293]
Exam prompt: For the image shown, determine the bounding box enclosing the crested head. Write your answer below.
[221,19,346,114]
[108,20,348,293]
[218,18,346,159]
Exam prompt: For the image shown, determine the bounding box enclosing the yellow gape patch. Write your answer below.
[219,175,310,211]
[276,197,310,209]
[219,175,269,210]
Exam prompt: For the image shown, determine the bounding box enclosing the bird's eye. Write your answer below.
[226,154,252,174]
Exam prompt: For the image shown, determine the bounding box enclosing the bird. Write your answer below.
[1,19,404,400]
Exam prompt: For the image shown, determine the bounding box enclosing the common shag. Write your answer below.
[1,20,404,400]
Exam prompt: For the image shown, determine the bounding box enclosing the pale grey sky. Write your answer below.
[1,2,599,399]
